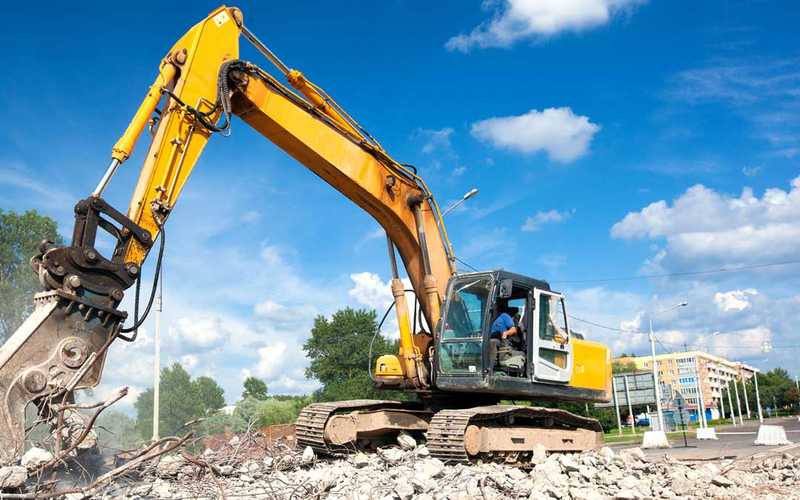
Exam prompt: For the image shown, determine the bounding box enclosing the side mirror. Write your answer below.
[498,279,513,299]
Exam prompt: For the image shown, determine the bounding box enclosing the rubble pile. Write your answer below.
[3,437,799,498]
[113,440,798,499]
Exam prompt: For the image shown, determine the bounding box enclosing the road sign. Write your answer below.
[597,371,657,407]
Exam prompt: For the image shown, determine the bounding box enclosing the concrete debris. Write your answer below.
[301,446,315,464]
[352,452,370,468]
[0,466,27,489]
[156,455,186,478]
[73,438,800,499]
[396,431,417,450]
[20,447,53,469]
[377,446,405,463]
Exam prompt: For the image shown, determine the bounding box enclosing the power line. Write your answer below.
[568,314,646,335]
[552,259,800,285]
[454,256,479,272]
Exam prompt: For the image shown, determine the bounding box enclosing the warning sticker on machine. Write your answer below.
[213,11,230,27]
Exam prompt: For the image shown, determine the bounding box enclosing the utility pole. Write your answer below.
[741,374,751,419]
[612,377,622,435]
[624,375,636,435]
[734,376,744,425]
[152,268,163,442]
[649,318,666,432]
[685,343,707,428]
[726,382,736,427]
[753,371,763,423]
[642,301,687,448]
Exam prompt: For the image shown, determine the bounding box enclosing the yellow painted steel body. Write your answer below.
[374,354,404,378]
[569,338,612,397]
[123,6,240,264]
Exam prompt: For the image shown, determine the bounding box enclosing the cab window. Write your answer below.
[441,278,490,339]
[439,277,491,375]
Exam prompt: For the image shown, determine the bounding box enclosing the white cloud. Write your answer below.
[741,165,762,177]
[446,0,644,52]
[471,107,600,162]
[354,227,386,251]
[171,316,230,351]
[253,299,316,326]
[349,272,395,310]
[347,273,421,338]
[181,354,199,370]
[416,127,455,155]
[668,59,800,156]
[254,342,289,379]
[611,176,800,269]
[563,286,649,355]
[452,165,467,177]
[0,166,74,208]
[714,289,758,312]
[459,227,515,264]
[707,326,772,358]
[620,312,643,333]
[521,209,573,231]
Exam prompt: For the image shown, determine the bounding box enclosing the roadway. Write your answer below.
[610,416,800,461]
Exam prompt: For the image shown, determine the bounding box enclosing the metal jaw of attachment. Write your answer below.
[0,291,123,464]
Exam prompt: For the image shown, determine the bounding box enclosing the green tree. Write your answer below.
[198,411,247,436]
[612,359,638,374]
[193,376,225,412]
[134,363,226,439]
[744,368,798,413]
[0,209,62,342]
[95,410,142,450]
[233,396,309,428]
[303,308,400,402]
[242,376,268,400]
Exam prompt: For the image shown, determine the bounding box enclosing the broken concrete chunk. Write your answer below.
[378,447,405,463]
[301,446,315,464]
[397,431,417,450]
[156,455,185,478]
[0,466,26,489]
[20,448,53,469]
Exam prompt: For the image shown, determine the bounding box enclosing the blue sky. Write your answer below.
[2,1,799,408]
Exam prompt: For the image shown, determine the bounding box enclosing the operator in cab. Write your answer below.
[491,306,521,341]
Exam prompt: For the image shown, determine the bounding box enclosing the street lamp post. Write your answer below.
[734,376,744,425]
[152,268,163,442]
[643,301,687,448]
[442,188,479,216]
[648,318,666,433]
[691,330,723,429]
[741,375,752,419]
[754,371,764,423]
[726,382,737,427]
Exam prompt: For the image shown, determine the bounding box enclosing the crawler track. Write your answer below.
[295,400,403,455]
[297,402,602,463]
[426,405,603,463]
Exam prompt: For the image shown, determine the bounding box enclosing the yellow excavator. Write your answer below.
[0,6,611,464]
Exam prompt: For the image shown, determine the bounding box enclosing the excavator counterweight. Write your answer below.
[0,5,612,465]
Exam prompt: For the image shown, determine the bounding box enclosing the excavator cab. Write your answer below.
[435,271,581,400]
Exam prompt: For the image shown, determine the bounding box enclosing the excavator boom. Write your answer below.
[0,6,453,462]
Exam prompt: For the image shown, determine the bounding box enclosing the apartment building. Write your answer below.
[616,351,758,417]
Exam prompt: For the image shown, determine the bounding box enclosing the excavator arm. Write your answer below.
[0,5,454,462]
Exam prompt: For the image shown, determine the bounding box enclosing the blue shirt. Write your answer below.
[490,313,514,338]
